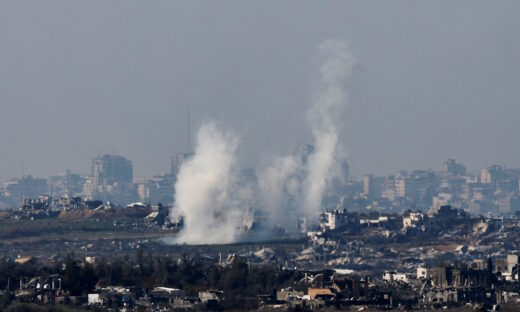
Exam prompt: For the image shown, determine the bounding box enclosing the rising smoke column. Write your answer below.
[171,122,246,244]
[259,39,355,225]
[302,40,355,218]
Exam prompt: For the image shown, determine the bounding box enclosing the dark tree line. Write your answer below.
[1,251,304,307]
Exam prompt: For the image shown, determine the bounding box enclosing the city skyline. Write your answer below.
[2,151,518,181]
[2,150,520,181]
[3,151,520,215]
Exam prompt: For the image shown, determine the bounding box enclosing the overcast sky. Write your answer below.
[1,1,519,179]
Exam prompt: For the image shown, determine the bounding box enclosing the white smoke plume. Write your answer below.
[169,39,354,244]
[303,39,355,218]
[171,122,250,244]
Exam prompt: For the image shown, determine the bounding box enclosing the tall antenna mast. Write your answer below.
[186,104,192,153]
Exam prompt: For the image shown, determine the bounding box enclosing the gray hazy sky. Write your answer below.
[1,1,519,179]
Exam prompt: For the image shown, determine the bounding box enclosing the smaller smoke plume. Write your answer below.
[259,39,355,226]
[303,39,355,219]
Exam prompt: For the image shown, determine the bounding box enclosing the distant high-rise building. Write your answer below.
[363,175,383,198]
[48,170,85,196]
[363,175,372,196]
[395,175,419,200]
[443,159,466,176]
[171,152,193,176]
[341,160,349,181]
[84,154,137,205]
[481,165,502,185]
[395,176,409,198]
[381,176,396,201]
[92,154,133,185]
[1,175,48,208]
[137,174,175,205]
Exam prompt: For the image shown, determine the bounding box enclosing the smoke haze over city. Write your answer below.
[1,1,520,180]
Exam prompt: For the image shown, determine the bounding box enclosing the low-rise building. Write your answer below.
[403,212,424,229]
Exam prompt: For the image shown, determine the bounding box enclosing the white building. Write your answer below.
[383,272,409,283]
[403,212,424,229]
[320,209,358,231]
[417,267,428,279]
[88,293,103,305]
